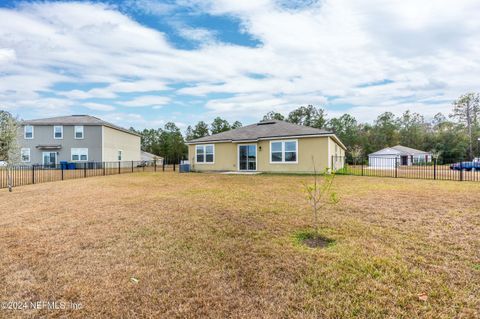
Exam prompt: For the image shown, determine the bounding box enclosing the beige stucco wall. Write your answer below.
[102,126,141,163]
[188,136,345,173]
[329,137,346,171]
[188,142,237,171]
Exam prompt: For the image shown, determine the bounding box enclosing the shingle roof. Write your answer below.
[188,120,345,149]
[22,115,140,137]
[391,145,431,155]
[369,145,431,156]
[141,151,163,161]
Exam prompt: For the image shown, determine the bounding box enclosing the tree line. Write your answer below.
[173,93,479,164]
[2,93,479,165]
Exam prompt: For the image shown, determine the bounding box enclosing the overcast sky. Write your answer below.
[1,0,479,129]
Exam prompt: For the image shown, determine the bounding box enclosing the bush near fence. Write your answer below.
[0,160,180,189]
[334,156,480,182]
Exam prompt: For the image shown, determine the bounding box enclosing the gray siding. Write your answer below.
[18,125,103,164]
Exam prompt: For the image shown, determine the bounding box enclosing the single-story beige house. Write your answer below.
[187,120,346,173]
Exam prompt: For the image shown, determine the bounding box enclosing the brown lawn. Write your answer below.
[0,172,479,318]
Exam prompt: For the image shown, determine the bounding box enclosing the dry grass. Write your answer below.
[0,172,479,318]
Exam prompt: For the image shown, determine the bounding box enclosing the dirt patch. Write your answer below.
[303,235,334,248]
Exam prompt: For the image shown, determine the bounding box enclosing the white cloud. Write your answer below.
[82,102,116,112]
[119,95,171,108]
[0,0,479,125]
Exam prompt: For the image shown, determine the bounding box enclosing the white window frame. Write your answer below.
[74,125,84,139]
[24,125,34,139]
[21,148,31,163]
[195,144,215,164]
[71,148,88,162]
[269,139,298,164]
[117,150,123,161]
[53,125,63,139]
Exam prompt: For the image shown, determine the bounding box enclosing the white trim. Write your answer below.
[269,139,298,164]
[74,125,84,139]
[21,148,31,163]
[24,125,34,139]
[71,148,89,162]
[237,144,257,171]
[101,126,104,162]
[53,125,63,139]
[42,151,57,166]
[195,144,215,164]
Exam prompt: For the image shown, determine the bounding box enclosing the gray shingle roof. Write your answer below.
[391,145,431,155]
[22,115,140,137]
[188,120,344,147]
[369,145,431,156]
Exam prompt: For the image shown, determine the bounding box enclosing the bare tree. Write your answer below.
[0,111,20,192]
[350,145,363,166]
[303,159,339,234]
[451,93,480,159]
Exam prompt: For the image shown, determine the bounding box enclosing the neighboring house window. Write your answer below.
[270,140,298,163]
[118,150,123,161]
[24,125,34,139]
[54,125,63,139]
[196,144,214,163]
[21,148,30,162]
[74,126,84,139]
[71,148,88,161]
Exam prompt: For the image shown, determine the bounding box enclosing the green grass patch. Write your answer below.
[292,229,336,249]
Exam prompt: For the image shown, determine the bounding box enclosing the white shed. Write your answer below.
[368,145,432,169]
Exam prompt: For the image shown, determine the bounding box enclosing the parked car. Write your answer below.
[450,158,480,171]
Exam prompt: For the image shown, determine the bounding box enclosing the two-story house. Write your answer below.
[19,115,141,166]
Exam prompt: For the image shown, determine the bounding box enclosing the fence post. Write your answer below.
[395,157,398,178]
[361,160,364,176]
[173,161,176,172]
[434,158,437,180]
[154,160,157,172]
[118,161,121,174]
[132,160,134,173]
[460,162,464,181]
[84,163,87,178]
[61,164,64,181]
[32,165,35,184]
[163,159,165,172]
[103,162,106,176]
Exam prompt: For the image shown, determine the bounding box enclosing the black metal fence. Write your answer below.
[0,159,180,190]
[333,156,480,182]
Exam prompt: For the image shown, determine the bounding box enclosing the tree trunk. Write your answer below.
[7,167,13,192]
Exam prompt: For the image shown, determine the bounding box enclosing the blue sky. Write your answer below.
[0,0,479,131]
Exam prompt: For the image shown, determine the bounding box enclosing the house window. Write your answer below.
[54,126,63,139]
[196,144,214,163]
[24,125,34,139]
[21,148,30,162]
[117,150,123,161]
[71,148,88,161]
[74,126,84,139]
[270,140,298,163]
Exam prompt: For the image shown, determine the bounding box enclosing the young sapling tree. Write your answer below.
[303,159,339,236]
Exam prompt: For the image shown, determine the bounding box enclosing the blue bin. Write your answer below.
[68,163,76,170]
[60,161,68,170]
[179,164,190,173]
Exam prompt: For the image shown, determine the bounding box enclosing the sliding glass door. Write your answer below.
[238,145,257,171]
